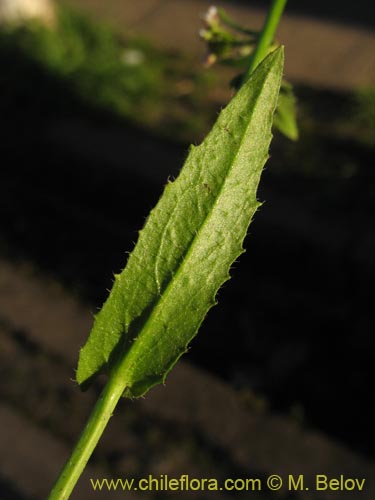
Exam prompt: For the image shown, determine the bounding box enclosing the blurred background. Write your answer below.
[0,0,374,498]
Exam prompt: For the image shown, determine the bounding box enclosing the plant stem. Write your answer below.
[243,0,287,82]
[48,361,126,500]
[218,7,258,37]
[48,4,288,500]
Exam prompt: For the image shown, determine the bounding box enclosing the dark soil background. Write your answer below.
[0,4,374,498]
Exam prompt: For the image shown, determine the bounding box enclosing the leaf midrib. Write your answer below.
[115,75,269,383]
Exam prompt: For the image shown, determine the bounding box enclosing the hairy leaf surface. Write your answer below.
[77,48,283,397]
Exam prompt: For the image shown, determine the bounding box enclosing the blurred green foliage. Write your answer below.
[0,5,372,168]
[1,8,162,110]
[0,6,216,140]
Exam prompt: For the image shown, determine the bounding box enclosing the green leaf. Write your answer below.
[77,47,284,397]
[273,79,299,140]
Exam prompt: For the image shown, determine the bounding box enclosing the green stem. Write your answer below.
[218,7,258,37]
[48,362,127,500]
[48,4,288,500]
[243,0,287,82]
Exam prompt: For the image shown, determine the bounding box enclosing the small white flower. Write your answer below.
[203,5,219,28]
